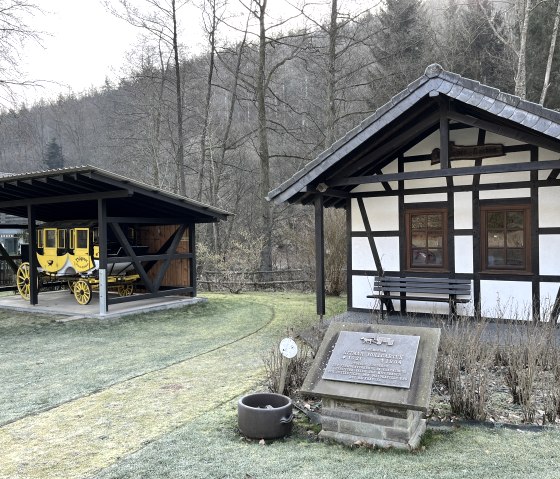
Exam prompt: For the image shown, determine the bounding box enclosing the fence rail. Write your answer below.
[197,269,315,292]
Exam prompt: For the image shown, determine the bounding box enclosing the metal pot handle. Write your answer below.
[280,413,293,424]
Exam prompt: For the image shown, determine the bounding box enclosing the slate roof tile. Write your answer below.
[543,122,560,138]
[533,117,553,133]
[520,112,541,128]
[510,109,529,124]
[436,80,454,95]
[488,100,508,116]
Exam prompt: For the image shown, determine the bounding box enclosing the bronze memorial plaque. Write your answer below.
[322,331,420,389]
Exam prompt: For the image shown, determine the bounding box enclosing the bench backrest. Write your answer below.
[374,276,471,296]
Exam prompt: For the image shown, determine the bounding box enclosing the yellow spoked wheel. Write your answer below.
[16,262,31,300]
[68,281,76,294]
[73,279,92,305]
[117,284,134,297]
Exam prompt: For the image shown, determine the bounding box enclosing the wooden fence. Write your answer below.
[197,269,315,292]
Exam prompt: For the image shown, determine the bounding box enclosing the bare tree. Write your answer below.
[105,0,189,195]
[0,0,43,106]
[540,0,560,104]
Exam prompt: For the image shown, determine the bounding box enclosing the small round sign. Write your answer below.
[279,337,298,359]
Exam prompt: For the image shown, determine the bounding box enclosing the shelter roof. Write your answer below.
[267,64,560,208]
[0,165,230,223]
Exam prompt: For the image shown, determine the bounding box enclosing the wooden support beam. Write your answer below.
[315,195,325,317]
[357,197,394,314]
[328,159,560,187]
[27,205,38,305]
[447,108,560,154]
[0,189,131,208]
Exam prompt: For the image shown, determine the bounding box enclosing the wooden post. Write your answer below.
[98,199,108,315]
[315,194,325,317]
[189,223,196,297]
[27,205,38,305]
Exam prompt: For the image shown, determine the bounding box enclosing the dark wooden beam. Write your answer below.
[548,169,560,180]
[27,205,38,305]
[447,108,560,154]
[189,224,196,296]
[329,159,560,187]
[328,109,440,181]
[0,190,131,208]
[314,195,325,317]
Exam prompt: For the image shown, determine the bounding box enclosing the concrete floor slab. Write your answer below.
[0,290,206,319]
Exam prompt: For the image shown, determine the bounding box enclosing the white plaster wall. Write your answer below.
[351,183,385,193]
[352,237,400,272]
[541,282,560,320]
[404,193,447,203]
[479,151,531,184]
[480,280,533,318]
[538,147,558,180]
[352,237,374,270]
[404,160,447,190]
[351,197,398,232]
[540,235,560,275]
[450,127,478,145]
[351,159,400,193]
[479,188,530,200]
[450,159,474,186]
[485,132,524,146]
[375,237,400,271]
[405,130,439,156]
[539,187,560,227]
[455,236,473,274]
[351,275,376,309]
[454,192,473,229]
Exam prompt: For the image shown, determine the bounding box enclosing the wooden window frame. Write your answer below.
[405,207,448,272]
[480,202,531,274]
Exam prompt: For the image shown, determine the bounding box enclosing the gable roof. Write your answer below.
[267,64,560,207]
[0,165,230,223]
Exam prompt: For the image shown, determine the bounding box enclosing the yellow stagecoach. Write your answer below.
[16,221,145,305]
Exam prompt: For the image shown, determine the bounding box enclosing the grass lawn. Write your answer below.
[2,292,560,479]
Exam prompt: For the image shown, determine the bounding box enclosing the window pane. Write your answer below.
[411,215,426,229]
[58,230,66,249]
[507,249,524,267]
[427,233,443,248]
[76,230,88,249]
[488,232,504,248]
[427,214,442,229]
[507,211,524,230]
[432,249,443,266]
[507,230,524,248]
[487,211,504,229]
[411,232,426,248]
[46,230,56,248]
[488,249,506,266]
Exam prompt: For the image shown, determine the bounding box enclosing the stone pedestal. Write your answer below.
[319,398,425,450]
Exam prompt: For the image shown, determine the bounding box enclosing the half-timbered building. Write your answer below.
[268,64,560,321]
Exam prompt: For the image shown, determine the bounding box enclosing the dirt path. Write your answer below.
[0,307,276,479]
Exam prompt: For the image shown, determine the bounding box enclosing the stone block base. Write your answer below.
[319,398,426,450]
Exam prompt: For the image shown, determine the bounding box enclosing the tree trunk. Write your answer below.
[540,0,560,105]
[172,0,186,196]
[515,0,531,99]
[256,0,273,276]
[325,0,338,148]
[197,0,218,202]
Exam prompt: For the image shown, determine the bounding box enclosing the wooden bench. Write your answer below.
[367,276,471,319]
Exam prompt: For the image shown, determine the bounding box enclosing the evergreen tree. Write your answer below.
[374,0,432,92]
[44,138,64,170]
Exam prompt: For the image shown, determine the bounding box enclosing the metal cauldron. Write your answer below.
[238,392,294,439]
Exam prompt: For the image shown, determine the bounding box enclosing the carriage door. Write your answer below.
[70,228,93,272]
[40,228,67,272]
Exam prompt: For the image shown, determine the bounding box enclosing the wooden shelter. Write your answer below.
[0,165,229,314]
[268,64,560,321]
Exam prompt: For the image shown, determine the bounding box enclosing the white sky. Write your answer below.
[17,0,375,107]
[20,0,207,105]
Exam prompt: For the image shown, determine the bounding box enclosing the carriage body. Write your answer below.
[17,221,142,304]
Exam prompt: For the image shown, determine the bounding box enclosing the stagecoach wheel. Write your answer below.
[68,281,76,294]
[16,262,31,300]
[117,284,134,297]
[73,280,92,305]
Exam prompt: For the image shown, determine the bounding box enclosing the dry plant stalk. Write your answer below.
[263,340,311,397]
[437,317,494,420]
